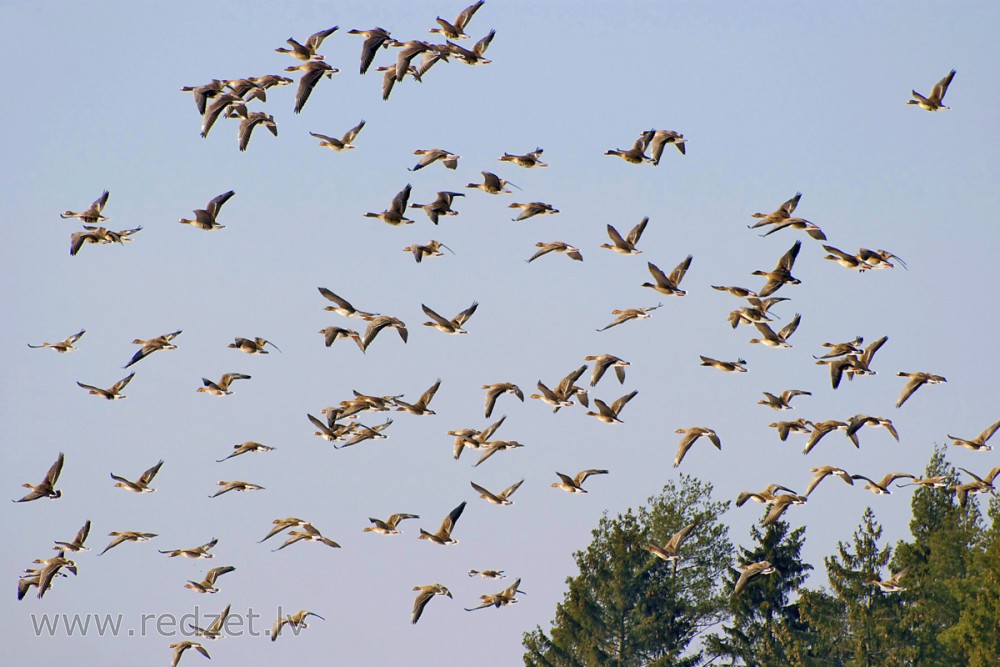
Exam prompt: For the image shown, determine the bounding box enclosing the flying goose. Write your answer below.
[14,453,64,502]
[605,138,653,164]
[179,190,235,230]
[823,245,871,270]
[228,337,280,354]
[319,326,365,351]
[308,412,355,443]
[199,93,242,138]
[68,225,138,255]
[339,419,393,448]
[851,472,916,495]
[762,493,807,525]
[111,460,163,493]
[642,256,693,296]
[907,69,956,111]
[699,356,747,373]
[551,469,608,493]
[467,171,519,194]
[169,641,211,667]
[473,439,524,467]
[28,329,85,353]
[310,119,366,151]
[757,389,811,411]
[759,217,826,241]
[639,129,687,164]
[364,184,414,225]
[673,427,721,467]
[185,566,236,594]
[499,148,547,168]
[471,479,524,506]
[422,302,478,335]
[418,501,466,545]
[802,420,849,454]
[749,192,801,229]
[482,383,524,418]
[160,537,218,559]
[365,513,419,535]
[210,480,264,498]
[805,466,854,496]
[409,191,464,224]
[509,201,559,221]
[468,569,506,579]
[895,371,947,408]
[447,30,495,65]
[857,248,907,270]
[586,390,638,424]
[601,217,647,255]
[901,476,949,489]
[274,26,338,61]
[389,40,434,80]
[53,520,91,552]
[273,523,340,550]
[393,379,442,416]
[948,419,1000,452]
[125,330,182,368]
[409,149,461,171]
[869,567,910,592]
[429,1,485,39]
[733,561,775,595]
[258,517,308,543]
[272,610,324,642]
[181,80,224,115]
[189,604,231,641]
[317,287,379,320]
[644,521,698,565]
[464,578,525,611]
[450,414,507,460]
[769,419,813,442]
[347,27,392,74]
[197,373,251,396]
[216,441,275,462]
[712,285,759,299]
[77,372,135,400]
[753,240,802,297]
[597,304,662,331]
[286,60,338,113]
[98,531,157,556]
[236,112,277,151]
[584,354,630,386]
[412,584,453,624]
[736,483,799,507]
[60,190,109,223]
[845,415,899,446]
[748,314,801,348]
[814,336,864,359]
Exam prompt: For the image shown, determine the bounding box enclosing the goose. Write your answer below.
[237,112,277,151]
[409,191,464,224]
[412,584,453,624]
[365,513,419,535]
[310,119,366,151]
[907,69,956,111]
[673,427,721,467]
[273,523,340,550]
[733,561,775,595]
[404,240,453,263]
[753,240,802,297]
[111,460,163,493]
[180,80,224,115]
[749,192,801,229]
[393,379,442,416]
[948,419,1000,452]
[160,538,218,559]
[802,420,849,454]
[14,453,64,502]
[467,171,519,194]
[471,479,524,505]
[228,337,280,354]
[757,389,811,411]
[389,40,434,80]
[272,610,324,642]
[712,285,759,299]
[901,476,949,489]
[258,517,309,543]
[98,531,157,556]
[125,330,182,368]
[24,554,77,600]
[473,440,524,467]
[429,1,485,39]
[210,480,264,498]
[464,578,525,611]
[956,465,1000,496]
[760,217,826,241]
[170,641,211,667]
[53,520,91,552]
[317,287,379,320]
[805,466,854,496]
[639,129,687,164]
[530,381,574,410]
[586,390,638,424]
[185,566,236,594]
[422,302,478,334]
[823,245,871,270]
[450,414,507,460]
[482,383,524,418]
[197,373,251,396]
[308,412,358,443]
[414,45,452,78]
[605,138,653,164]
[895,371,947,408]
[319,326,365,351]
[28,329,85,353]
[642,256,692,296]
[736,483,799,507]
[60,190,109,223]
[869,567,910,592]
[584,354,630,386]
[699,356,747,373]
[199,93,242,138]
[223,78,266,102]
[339,419,393,449]
[644,521,697,564]
[216,441,275,462]
[347,27,392,74]
[77,372,135,400]
[769,419,813,442]
[375,61,416,100]
[845,415,899,447]
[551,469,608,493]
[597,304,662,331]
[274,26,338,61]
[727,296,787,329]
[499,148,547,168]
[509,201,559,221]
[286,60,338,113]
[748,314,801,348]
[851,472,916,495]
[447,30,495,65]
[857,248,907,270]
[409,149,460,171]
[418,501,466,545]
[601,217,647,254]
[528,241,583,262]
[762,494,807,525]
[814,336,864,359]
[469,569,506,579]
[69,225,137,255]
[179,190,235,230]
[364,184,414,225]
[189,604,231,641]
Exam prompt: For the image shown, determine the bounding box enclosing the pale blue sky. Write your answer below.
[3,1,999,664]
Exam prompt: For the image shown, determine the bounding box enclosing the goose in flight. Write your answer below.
[447,30,495,65]
[429,1,485,40]
[423,303,478,334]
[948,418,1000,452]
[258,517,309,543]
[473,439,524,467]
[467,171,519,194]
[642,256,692,296]
[639,129,687,164]
[601,217,647,255]
[310,119,366,151]
[98,531,157,556]
[409,149,461,171]
[733,561,775,596]
[125,330,182,368]
[895,371,947,408]
[189,604,231,641]
[317,287,379,320]
[78,372,135,400]
[272,610,324,642]
[14,452,64,502]
[361,315,409,350]
[274,26,338,61]
[237,112,277,151]
[197,373,251,396]
[394,379,442,416]
[365,513,419,535]
[869,567,910,592]
[528,241,583,263]
[753,240,802,297]
[907,69,956,111]
[185,566,236,594]
[801,420,849,454]
[181,80,224,115]
[403,240,454,263]
[471,479,524,505]
[412,584,452,624]
[845,415,899,447]
[60,190,109,224]
[160,537,218,559]
[551,469,608,493]
[364,184,414,225]
[757,389,811,411]
[28,329,85,353]
[464,578,525,611]
[759,217,826,241]
[210,480,264,498]
[53,520,91,552]
[111,460,163,493]
[805,466,854,496]
[736,483,799,507]
[216,441,275,462]
[597,304,662,331]
[179,190,235,230]
[644,521,697,564]
[482,383,524,418]
[318,327,365,351]
[500,148,547,168]
[586,390,638,424]
[418,501,466,545]
[749,315,801,348]
[769,419,813,442]
[749,192,801,229]
[699,356,747,373]
[286,60,338,113]
[347,27,392,74]
[673,427,721,467]
[169,641,211,667]
[509,201,559,221]
[851,472,916,495]
[228,337,280,354]
[605,138,653,164]
[410,191,464,224]
[761,494,807,525]
[272,523,340,550]
[584,354,630,386]
[468,569,506,579]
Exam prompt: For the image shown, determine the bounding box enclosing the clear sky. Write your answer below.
[3,1,999,664]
